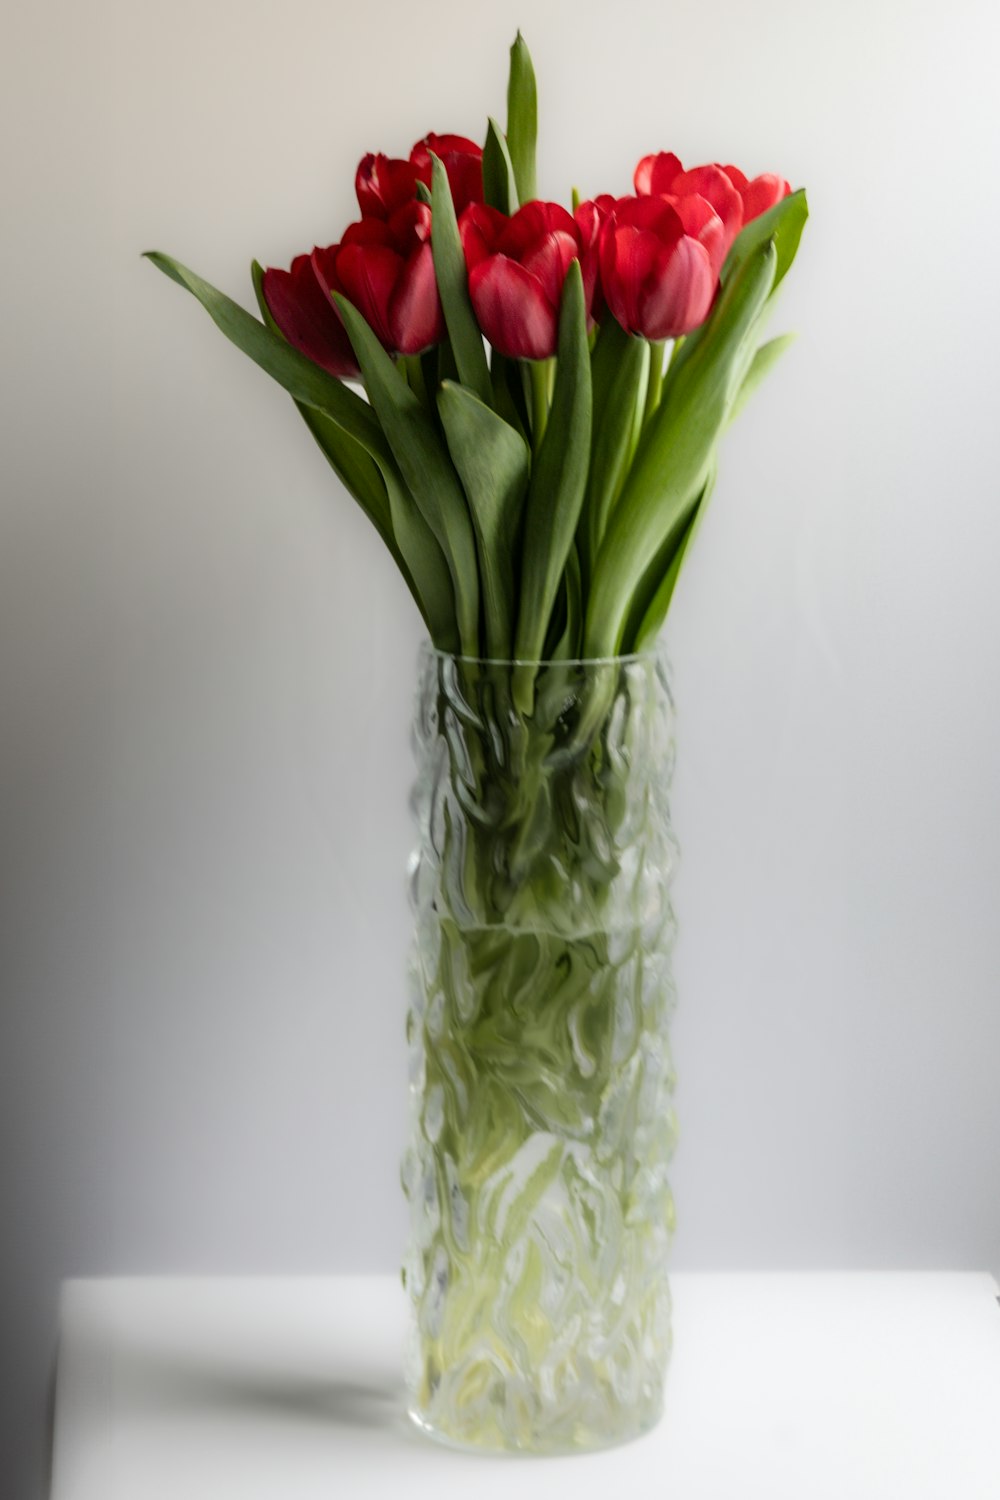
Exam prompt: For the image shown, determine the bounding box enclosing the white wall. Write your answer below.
[3,0,999,1492]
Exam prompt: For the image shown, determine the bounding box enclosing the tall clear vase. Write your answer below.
[402,647,680,1454]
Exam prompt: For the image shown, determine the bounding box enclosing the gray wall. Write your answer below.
[3,0,999,1493]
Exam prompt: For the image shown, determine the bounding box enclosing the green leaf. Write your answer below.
[438,382,530,660]
[144,251,385,457]
[727,332,797,427]
[251,261,456,646]
[580,317,649,582]
[549,544,583,661]
[584,238,777,656]
[429,154,492,406]
[513,261,592,680]
[489,352,529,442]
[381,459,460,652]
[506,31,537,206]
[668,191,807,386]
[250,262,390,537]
[723,187,808,293]
[629,465,716,652]
[335,293,481,655]
[482,117,514,215]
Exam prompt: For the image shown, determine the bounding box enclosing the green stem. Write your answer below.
[643,340,666,426]
[401,353,432,412]
[529,358,552,451]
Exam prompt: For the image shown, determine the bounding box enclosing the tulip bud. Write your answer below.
[462,200,597,360]
[261,254,360,379]
[410,133,484,216]
[313,202,444,357]
[599,196,716,341]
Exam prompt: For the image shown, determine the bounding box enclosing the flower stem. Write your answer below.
[529,358,552,451]
[643,340,666,426]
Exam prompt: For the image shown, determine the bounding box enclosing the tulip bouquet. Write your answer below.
[147,34,806,702]
[147,34,807,1454]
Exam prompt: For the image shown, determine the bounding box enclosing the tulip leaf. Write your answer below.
[723,188,808,293]
[143,251,386,457]
[429,154,492,406]
[249,260,460,642]
[381,459,461,652]
[250,261,390,540]
[489,352,529,441]
[549,544,583,661]
[585,238,777,656]
[668,192,807,387]
[438,381,530,659]
[482,117,514,215]
[629,465,716,653]
[728,332,797,427]
[580,317,649,584]
[506,31,537,206]
[513,260,592,687]
[335,292,481,655]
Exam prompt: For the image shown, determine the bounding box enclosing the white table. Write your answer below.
[51,1272,1000,1499]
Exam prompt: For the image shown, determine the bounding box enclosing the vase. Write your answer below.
[401,645,680,1454]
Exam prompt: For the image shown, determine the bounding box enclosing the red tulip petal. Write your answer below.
[520,229,579,306]
[670,164,743,244]
[500,200,578,258]
[459,203,508,269]
[469,255,557,360]
[410,135,484,213]
[340,217,394,248]
[334,242,401,348]
[387,200,433,248]
[638,236,715,340]
[600,225,665,334]
[611,194,685,237]
[634,151,683,196]
[720,163,749,191]
[389,242,444,354]
[355,153,421,218]
[740,173,791,222]
[262,255,359,380]
[661,193,727,277]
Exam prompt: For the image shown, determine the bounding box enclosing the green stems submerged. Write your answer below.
[403,648,680,1452]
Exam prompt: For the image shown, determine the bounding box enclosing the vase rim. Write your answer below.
[419,641,666,669]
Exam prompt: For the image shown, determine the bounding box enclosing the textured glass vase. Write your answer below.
[402,647,680,1454]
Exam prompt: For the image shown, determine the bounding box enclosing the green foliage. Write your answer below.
[506,31,537,206]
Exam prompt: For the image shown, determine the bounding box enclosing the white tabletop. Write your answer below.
[51,1272,1000,1499]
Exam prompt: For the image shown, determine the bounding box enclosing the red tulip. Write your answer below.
[720,164,792,223]
[261,254,360,380]
[410,133,484,216]
[461,200,598,360]
[599,196,717,341]
[635,152,743,250]
[355,153,423,219]
[356,134,483,220]
[313,202,444,356]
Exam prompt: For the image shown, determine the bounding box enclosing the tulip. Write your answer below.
[312,201,444,356]
[356,133,483,220]
[410,133,484,215]
[599,196,717,341]
[261,254,360,379]
[634,152,743,249]
[461,200,598,360]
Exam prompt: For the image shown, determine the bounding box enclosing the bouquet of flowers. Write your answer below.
[147,34,807,1454]
[147,33,805,702]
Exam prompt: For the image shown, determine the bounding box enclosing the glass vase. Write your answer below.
[401,646,680,1454]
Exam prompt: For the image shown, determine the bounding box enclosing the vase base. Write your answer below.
[406,1398,665,1458]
